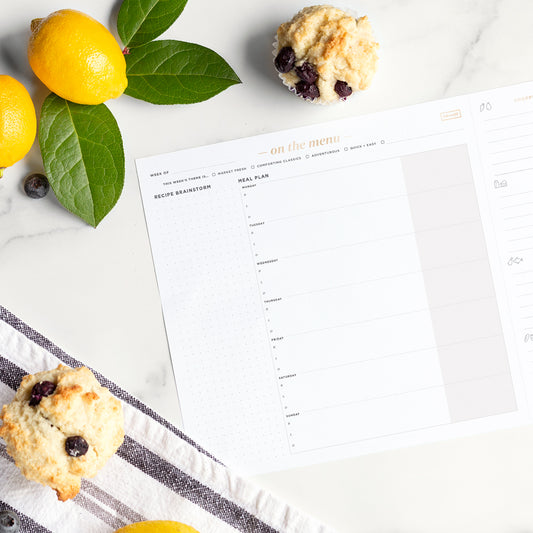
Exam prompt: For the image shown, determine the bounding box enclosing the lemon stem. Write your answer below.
[30,18,43,33]
[0,168,4,179]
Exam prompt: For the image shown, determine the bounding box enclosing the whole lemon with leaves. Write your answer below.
[114,521,200,533]
[0,75,37,178]
[28,9,128,105]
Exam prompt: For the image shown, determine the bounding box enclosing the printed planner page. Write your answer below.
[137,82,533,474]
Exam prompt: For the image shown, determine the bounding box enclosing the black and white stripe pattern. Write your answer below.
[0,306,218,461]
[0,306,335,533]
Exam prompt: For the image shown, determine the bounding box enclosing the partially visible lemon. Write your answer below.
[114,521,200,533]
[0,75,37,178]
[28,9,128,105]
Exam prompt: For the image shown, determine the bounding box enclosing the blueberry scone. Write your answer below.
[274,5,379,103]
[0,364,124,501]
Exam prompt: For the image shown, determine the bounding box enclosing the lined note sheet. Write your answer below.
[473,87,533,406]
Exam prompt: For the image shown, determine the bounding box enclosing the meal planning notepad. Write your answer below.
[137,82,533,474]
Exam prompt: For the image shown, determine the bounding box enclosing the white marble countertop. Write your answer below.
[2,0,533,531]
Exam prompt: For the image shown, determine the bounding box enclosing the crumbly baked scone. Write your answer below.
[0,364,124,501]
[274,5,379,103]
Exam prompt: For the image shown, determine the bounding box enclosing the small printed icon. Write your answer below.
[494,179,508,189]
[524,333,532,343]
[480,102,493,112]
[508,256,524,266]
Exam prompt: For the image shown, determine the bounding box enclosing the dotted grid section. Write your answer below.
[150,179,289,468]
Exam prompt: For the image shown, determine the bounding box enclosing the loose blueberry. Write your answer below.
[334,80,353,99]
[29,381,56,406]
[295,81,320,100]
[274,47,296,73]
[23,173,50,199]
[295,62,318,84]
[0,510,20,533]
[65,436,89,457]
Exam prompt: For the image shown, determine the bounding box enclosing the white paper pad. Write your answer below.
[136,81,533,474]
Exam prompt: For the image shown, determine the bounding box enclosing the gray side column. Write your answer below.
[401,144,516,422]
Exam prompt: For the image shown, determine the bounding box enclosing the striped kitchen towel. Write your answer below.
[0,306,336,533]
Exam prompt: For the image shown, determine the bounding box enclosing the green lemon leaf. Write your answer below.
[39,94,125,228]
[117,0,188,49]
[125,40,241,104]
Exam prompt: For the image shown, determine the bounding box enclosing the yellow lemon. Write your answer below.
[0,75,37,178]
[28,9,128,105]
[114,521,200,533]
